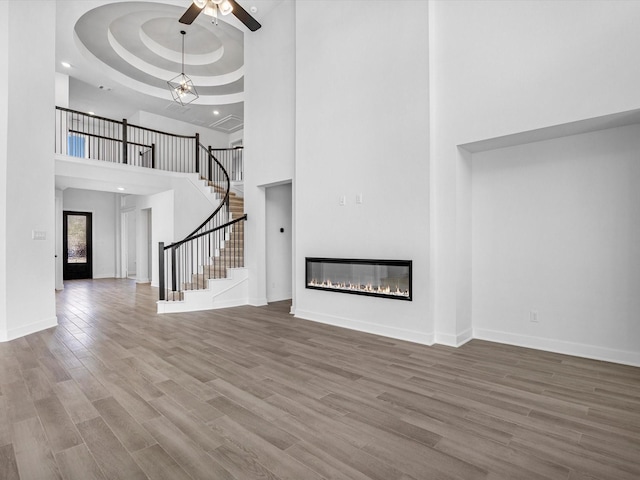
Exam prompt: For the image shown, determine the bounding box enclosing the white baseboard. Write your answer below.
[249,297,268,306]
[0,316,58,342]
[436,327,473,347]
[474,328,640,367]
[157,297,248,314]
[267,293,292,303]
[294,309,434,346]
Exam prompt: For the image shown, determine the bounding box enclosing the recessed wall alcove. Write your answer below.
[464,110,640,366]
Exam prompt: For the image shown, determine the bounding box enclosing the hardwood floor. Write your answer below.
[1,278,638,479]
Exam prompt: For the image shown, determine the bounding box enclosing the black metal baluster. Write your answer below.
[171,247,177,296]
[159,242,165,301]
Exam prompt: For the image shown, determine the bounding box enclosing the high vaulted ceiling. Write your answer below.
[56,0,279,133]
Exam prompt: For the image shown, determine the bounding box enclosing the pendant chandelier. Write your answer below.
[167,30,199,106]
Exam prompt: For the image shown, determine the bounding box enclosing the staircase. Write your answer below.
[157,186,248,314]
[54,106,248,313]
[157,150,248,313]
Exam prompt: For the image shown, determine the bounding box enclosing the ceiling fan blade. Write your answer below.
[179,3,203,25]
[229,0,261,31]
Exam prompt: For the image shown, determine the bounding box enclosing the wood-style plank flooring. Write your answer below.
[1,278,639,479]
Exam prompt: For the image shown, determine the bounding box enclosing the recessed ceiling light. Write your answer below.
[213,110,220,115]
[250,6,258,13]
[88,111,95,115]
[61,61,71,68]
[117,187,125,191]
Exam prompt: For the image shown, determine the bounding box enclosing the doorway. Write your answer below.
[63,211,93,280]
[265,183,292,302]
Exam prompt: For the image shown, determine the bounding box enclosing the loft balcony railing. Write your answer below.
[54,106,243,180]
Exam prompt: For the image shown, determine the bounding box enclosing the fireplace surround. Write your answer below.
[305,257,412,301]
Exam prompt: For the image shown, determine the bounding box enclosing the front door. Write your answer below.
[63,211,93,280]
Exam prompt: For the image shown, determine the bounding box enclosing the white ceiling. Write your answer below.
[56,0,280,132]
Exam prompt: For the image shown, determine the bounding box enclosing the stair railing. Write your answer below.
[209,147,244,182]
[158,146,247,302]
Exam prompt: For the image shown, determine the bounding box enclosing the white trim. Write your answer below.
[0,316,58,342]
[206,275,248,297]
[294,309,435,346]
[249,297,268,306]
[156,296,247,314]
[157,269,249,314]
[435,327,473,347]
[474,328,640,367]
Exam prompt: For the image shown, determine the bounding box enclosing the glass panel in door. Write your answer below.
[63,211,93,280]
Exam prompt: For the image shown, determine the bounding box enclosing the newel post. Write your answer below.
[158,242,165,301]
[122,118,128,165]
[208,146,213,182]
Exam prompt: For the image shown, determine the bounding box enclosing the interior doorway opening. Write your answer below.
[265,182,293,303]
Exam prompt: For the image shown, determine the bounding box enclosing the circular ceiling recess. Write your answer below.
[74,1,245,105]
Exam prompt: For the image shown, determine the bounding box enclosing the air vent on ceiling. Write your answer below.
[209,114,243,133]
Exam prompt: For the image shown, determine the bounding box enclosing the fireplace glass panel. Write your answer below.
[305,258,412,301]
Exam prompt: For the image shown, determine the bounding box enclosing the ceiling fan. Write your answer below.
[179,0,261,31]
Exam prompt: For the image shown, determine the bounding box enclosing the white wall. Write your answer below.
[63,189,118,279]
[244,0,296,305]
[229,129,243,147]
[170,176,214,241]
[0,1,57,342]
[266,183,292,302]
[126,210,136,276]
[292,1,431,343]
[0,1,8,339]
[472,125,640,365]
[55,72,69,108]
[429,0,640,347]
[135,208,150,283]
[55,189,64,289]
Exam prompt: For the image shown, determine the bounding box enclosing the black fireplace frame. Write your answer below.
[305,257,412,301]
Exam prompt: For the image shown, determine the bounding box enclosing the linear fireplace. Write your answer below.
[305,257,412,301]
